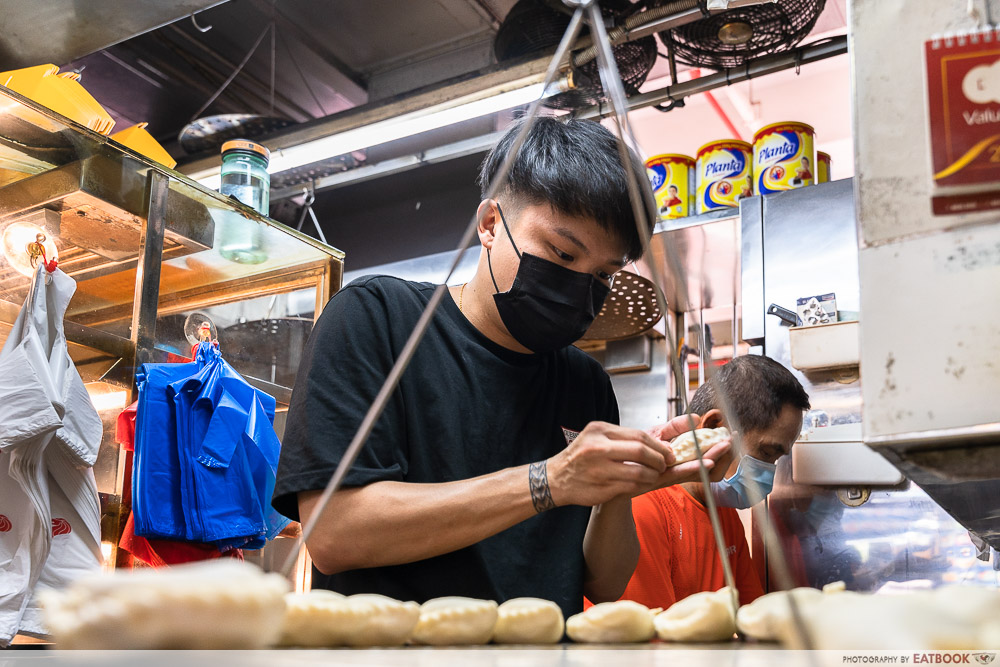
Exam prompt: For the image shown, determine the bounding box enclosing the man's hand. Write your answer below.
[645,414,735,484]
[545,421,674,508]
[561,417,732,601]
[646,414,702,442]
[645,441,731,488]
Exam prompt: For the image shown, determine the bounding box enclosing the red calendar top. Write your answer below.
[925,29,1000,189]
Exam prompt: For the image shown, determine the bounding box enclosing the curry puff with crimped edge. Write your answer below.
[277,591,420,647]
[492,597,564,644]
[565,600,657,643]
[667,426,731,466]
[410,596,499,646]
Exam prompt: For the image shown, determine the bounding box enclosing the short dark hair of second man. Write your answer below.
[477,117,656,261]
[687,355,810,433]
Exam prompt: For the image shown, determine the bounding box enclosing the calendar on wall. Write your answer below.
[925,28,1000,215]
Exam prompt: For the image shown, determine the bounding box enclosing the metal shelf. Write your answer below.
[647,206,741,315]
[0,85,345,570]
[652,206,739,235]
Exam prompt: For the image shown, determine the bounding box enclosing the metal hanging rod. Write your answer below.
[268,36,846,199]
[574,34,848,120]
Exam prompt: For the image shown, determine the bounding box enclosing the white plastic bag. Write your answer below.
[0,265,102,645]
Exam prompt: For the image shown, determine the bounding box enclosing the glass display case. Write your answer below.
[0,84,345,574]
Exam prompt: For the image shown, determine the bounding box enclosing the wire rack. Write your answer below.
[495,0,658,109]
[658,0,827,70]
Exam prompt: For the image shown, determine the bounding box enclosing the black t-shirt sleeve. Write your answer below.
[589,356,621,427]
[602,372,621,426]
[272,278,408,521]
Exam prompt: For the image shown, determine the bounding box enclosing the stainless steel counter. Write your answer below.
[2,645,839,667]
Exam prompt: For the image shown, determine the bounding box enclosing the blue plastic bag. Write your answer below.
[133,343,289,548]
[132,360,200,540]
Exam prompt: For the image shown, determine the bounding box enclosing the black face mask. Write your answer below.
[488,204,611,353]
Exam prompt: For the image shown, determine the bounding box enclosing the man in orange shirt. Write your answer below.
[621,355,810,609]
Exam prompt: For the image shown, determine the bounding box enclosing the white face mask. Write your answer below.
[710,455,777,509]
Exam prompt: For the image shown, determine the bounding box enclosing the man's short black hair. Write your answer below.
[478,117,656,261]
[687,355,810,433]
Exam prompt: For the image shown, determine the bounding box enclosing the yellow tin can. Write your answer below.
[646,154,694,220]
[695,140,753,214]
[752,121,816,194]
[817,151,831,184]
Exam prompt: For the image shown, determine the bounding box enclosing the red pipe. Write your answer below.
[691,68,745,142]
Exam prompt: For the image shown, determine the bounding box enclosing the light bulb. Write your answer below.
[84,382,129,413]
[1,221,57,277]
[100,541,115,571]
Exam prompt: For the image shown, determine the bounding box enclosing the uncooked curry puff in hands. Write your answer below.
[667,426,731,465]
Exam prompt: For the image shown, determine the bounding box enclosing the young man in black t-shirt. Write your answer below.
[273,117,732,618]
